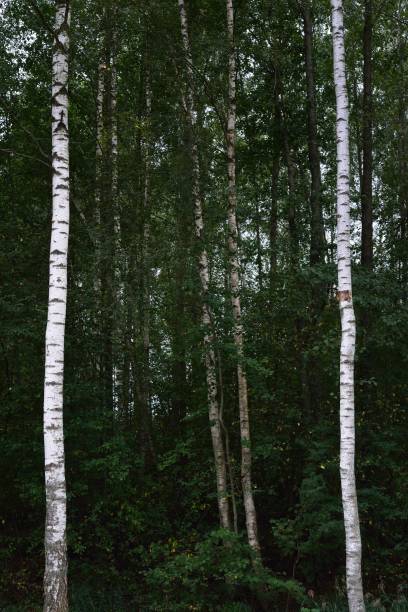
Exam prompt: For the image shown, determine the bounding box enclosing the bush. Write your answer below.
[143,529,304,611]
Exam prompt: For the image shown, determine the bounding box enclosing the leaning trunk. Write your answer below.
[43,2,70,610]
[331,2,365,610]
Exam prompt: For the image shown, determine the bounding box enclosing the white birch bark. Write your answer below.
[226,0,261,556]
[43,2,70,610]
[331,2,365,610]
[178,0,231,531]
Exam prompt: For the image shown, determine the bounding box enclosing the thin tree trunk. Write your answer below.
[301,1,326,268]
[275,72,298,263]
[274,67,313,418]
[43,2,70,610]
[109,26,129,415]
[139,69,156,466]
[111,44,119,237]
[331,2,365,610]
[352,77,364,192]
[111,32,122,410]
[361,0,373,268]
[217,348,239,534]
[226,0,260,555]
[95,58,105,294]
[255,201,263,290]
[300,3,326,415]
[93,38,106,400]
[100,5,115,413]
[269,91,281,282]
[171,190,189,430]
[269,157,279,279]
[397,15,408,291]
[178,0,231,530]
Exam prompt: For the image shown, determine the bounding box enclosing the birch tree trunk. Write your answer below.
[331,2,365,610]
[178,0,231,531]
[226,0,260,555]
[43,2,70,610]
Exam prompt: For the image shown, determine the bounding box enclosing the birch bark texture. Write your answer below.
[330,2,365,610]
[178,0,231,530]
[43,1,70,610]
[226,0,260,555]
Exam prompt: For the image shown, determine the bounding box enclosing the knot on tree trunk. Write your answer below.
[337,289,352,301]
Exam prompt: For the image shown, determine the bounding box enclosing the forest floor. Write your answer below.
[2,596,407,612]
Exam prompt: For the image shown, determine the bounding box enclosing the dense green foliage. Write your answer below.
[0,0,407,609]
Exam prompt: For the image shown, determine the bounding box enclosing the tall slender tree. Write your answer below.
[397,2,408,291]
[139,66,156,467]
[331,1,365,610]
[95,56,105,295]
[100,1,115,413]
[226,0,260,555]
[178,0,231,530]
[43,1,70,610]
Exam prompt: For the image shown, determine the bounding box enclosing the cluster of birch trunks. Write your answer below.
[42,0,365,610]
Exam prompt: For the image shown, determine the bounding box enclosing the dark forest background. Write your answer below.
[0,0,407,609]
